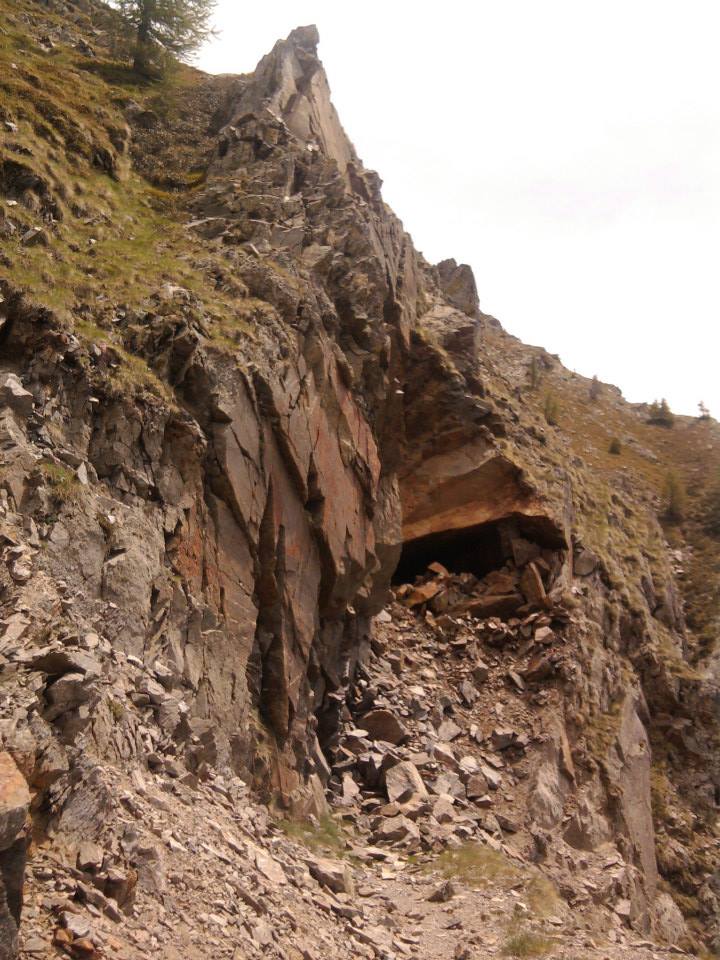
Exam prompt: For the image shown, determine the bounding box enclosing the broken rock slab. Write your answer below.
[0,374,33,420]
[384,761,428,803]
[360,709,409,745]
[374,814,420,843]
[306,855,355,896]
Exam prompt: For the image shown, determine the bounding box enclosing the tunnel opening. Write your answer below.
[392,514,565,586]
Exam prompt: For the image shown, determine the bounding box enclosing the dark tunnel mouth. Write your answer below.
[392,514,565,584]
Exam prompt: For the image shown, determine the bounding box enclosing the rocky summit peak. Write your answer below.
[1,1,719,959]
[286,23,320,53]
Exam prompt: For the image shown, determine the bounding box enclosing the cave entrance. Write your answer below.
[393,521,504,583]
[392,514,566,585]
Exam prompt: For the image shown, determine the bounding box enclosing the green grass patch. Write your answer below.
[277,815,350,858]
[525,874,563,918]
[39,462,80,502]
[501,931,553,957]
[431,842,520,888]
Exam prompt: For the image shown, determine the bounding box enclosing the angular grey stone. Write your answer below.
[0,374,33,419]
[384,761,428,803]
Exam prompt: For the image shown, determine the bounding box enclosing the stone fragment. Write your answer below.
[433,742,458,769]
[136,677,166,704]
[306,856,355,896]
[360,708,409,745]
[0,374,33,419]
[534,626,555,644]
[340,773,360,804]
[472,660,490,683]
[458,679,479,706]
[43,673,98,722]
[374,814,420,843]
[523,653,555,683]
[519,562,546,606]
[574,550,598,576]
[431,794,455,824]
[496,813,520,833]
[21,227,49,247]
[77,842,104,873]
[614,898,632,921]
[427,879,456,902]
[437,718,462,742]
[507,670,525,692]
[254,848,286,885]
[491,727,518,750]
[384,761,428,803]
[60,911,91,939]
[465,772,490,798]
[23,936,46,954]
[434,772,464,798]
[479,765,502,790]
[403,580,443,607]
[30,648,101,678]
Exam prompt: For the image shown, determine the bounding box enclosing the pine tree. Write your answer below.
[111,0,217,75]
[698,400,710,420]
[648,397,674,427]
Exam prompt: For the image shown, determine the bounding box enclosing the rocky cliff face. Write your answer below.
[1,4,720,959]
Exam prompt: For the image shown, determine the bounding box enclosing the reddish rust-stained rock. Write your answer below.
[0,752,30,960]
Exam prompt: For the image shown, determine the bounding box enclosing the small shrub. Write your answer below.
[525,874,563,918]
[39,462,79,502]
[528,356,540,391]
[543,392,560,426]
[278,815,349,857]
[702,480,720,537]
[501,931,553,957]
[108,699,125,721]
[608,437,622,455]
[663,471,687,522]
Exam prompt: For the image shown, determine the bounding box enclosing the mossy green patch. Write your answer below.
[277,815,351,859]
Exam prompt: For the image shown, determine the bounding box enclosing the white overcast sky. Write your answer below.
[197,1,720,417]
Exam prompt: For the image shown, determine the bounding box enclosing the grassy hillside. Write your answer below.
[0,0,255,391]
